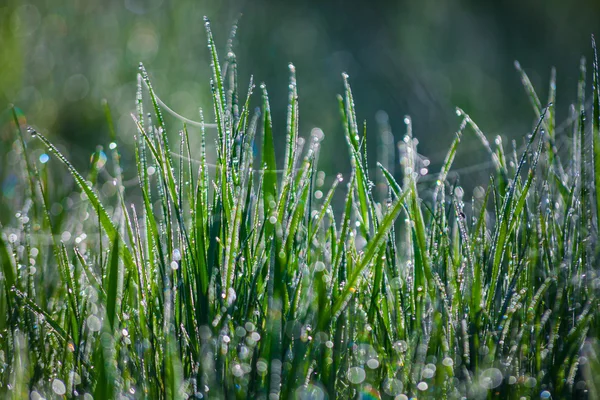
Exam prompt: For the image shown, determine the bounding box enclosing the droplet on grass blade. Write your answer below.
[347,366,366,384]
[86,315,101,332]
[421,367,435,379]
[393,340,408,353]
[480,368,503,389]
[383,378,403,396]
[295,383,326,400]
[69,370,82,385]
[442,357,454,367]
[366,358,379,369]
[52,378,66,395]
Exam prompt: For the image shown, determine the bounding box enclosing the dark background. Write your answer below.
[1,0,599,186]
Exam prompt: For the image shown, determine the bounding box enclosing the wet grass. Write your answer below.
[1,20,600,399]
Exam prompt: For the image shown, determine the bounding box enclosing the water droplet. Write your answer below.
[442,357,454,367]
[383,378,403,396]
[39,153,49,164]
[311,127,324,142]
[347,366,366,384]
[52,379,66,395]
[417,381,428,391]
[90,150,107,170]
[87,315,101,332]
[314,261,326,272]
[480,368,503,389]
[393,340,408,353]
[69,370,82,385]
[524,377,537,388]
[366,358,379,369]
[295,383,326,400]
[422,367,435,379]
[109,142,117,150]
[173,248,181,261]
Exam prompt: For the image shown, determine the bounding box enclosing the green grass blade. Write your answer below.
[105,235,121,332]
[261,84,278,220]
[328,187,409,322]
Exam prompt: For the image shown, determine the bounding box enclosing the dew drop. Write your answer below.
[314,261,326,272]
[52,378,66,395]
[347,366,366,384]
[393,340,408,353]
[383,378,403,396]
[366,358,379,369]
[173,248,182,261]
[421,367,435,379]
[86,315,101,332]
[480,368,503,389]
[442,357,454,367]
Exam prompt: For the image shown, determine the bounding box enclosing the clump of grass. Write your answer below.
[1,19,600,399]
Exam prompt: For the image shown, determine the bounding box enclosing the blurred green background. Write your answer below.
[1,0,599,183]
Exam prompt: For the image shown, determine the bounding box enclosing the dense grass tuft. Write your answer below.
[1,20,600,399]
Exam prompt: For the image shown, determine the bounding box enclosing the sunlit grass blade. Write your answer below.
[105,235,121,332]
[328,186,410,323]
[261,84,277,221]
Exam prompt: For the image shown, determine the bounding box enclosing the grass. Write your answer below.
[1,19,600,399]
